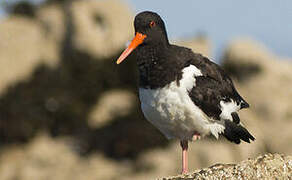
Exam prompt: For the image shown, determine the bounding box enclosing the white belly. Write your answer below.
[139,65,212,140]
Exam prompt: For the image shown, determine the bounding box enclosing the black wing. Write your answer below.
[186,53,254,144]
[188,53,249,120]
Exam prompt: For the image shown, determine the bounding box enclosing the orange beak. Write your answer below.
[116,32,147,64]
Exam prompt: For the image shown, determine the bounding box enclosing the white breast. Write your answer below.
[139,65,219,140]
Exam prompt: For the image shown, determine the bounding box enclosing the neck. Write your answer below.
[137,43,167,67]
[136,44,182,89]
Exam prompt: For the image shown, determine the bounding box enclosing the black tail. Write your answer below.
[223,120,255,144]
[240,100,250,109]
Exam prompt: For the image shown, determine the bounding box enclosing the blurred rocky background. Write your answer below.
[0,0,291,179]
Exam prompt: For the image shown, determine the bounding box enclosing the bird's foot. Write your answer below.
[181,169,188,174]
[192,133,201,141]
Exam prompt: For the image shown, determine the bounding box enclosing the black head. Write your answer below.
[134,11,169,46]
[116,11,169,64]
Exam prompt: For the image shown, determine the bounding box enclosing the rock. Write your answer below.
[36,3,65,62]
[0,135,290,180]
[0,0,137,143]
[159,154,292,180]
[0,16,43,95]
[37,3,65,44]
[221,38,269,82]
[223,38,274,66]
[88,89,137,128]
[70,0,134,58]
[0,13,61,95]
[7,0,36,17]
[174,34,211,58]
[0,134,132,180]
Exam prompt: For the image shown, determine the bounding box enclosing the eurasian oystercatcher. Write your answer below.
[116,11,255,174]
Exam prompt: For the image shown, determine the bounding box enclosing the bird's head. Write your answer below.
[116,11,169,64]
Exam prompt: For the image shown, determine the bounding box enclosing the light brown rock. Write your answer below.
[37,3,65,44]
[0,5,64,96]
[88,89,137,128]
[70,0,134,58]
[174,35,211,58]
[0,16,53,95]
[159,154,292,180]
[36,3,65,62]
[0,134,131,180]
[174,35,212,57]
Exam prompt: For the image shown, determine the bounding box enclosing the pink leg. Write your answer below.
[180,140,188,174]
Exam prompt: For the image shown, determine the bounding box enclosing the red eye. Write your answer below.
[149,21,156,28]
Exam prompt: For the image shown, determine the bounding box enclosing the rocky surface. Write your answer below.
[159,154,292,180]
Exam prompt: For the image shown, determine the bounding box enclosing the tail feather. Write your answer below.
[240,100,250,109]
[223,120,255,144]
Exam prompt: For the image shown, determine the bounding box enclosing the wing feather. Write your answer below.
[186,53,249,121]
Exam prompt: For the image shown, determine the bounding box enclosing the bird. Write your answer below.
[116,11,255,174]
